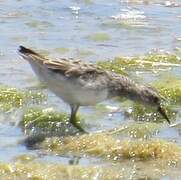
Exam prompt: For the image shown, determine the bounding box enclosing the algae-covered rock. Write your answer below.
[40,133,181,164]
[0,85,46,111]
[41,133,116,156]
[0,162,124,180]
[0,157,181,180]
[21,107,83,136]
[22,108,68,134]
[97,52,181,74]
[110,139,181,161]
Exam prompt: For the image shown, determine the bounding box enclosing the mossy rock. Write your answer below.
[21,107,83,136]
[21,108,67,134]
[1,158,181,180]
[0,157,181,179]
[111,139,181,161]
[0,161,125,180]
[40,133,181,163]
[40,134,115,155]
[0,85,46,111]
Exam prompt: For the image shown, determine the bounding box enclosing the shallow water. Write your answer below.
[0,0,181,179]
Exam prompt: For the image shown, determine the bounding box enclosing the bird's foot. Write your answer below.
[70,120,88,134]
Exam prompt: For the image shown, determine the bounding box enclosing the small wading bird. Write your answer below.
[18,46,170,133]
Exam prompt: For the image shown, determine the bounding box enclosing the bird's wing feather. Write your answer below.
[44,59,105,77]
[19,46,106,78]
[19,46,48,66]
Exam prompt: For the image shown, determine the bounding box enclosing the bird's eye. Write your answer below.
[153,96,159,103]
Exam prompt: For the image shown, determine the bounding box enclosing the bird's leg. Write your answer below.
[157,105,170,124]
[70,105,87,133]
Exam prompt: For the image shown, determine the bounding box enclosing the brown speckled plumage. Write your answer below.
[18,46,170,132]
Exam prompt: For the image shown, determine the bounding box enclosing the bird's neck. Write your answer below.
[108,75,142,102]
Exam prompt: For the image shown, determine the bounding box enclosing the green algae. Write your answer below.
[109,122,161,139]
[76,49,95,57]
[88,33,111,42]
[82,0,94,4]
[40,133,181,164]
[41,134,115,155]
[21,107,85,136]
[14,154,37,163]
[55,47,69,54]
[126,103,176,123]
[26,20,54,30]
[97,60,127,75]
[0,157,181,180]
[97,52,181,74]
[111,139,181,161]
[0,85,46,111]
[21,108,69,134]
[153,76,181,105]
[0,162,124,180]
[35,49,50,57]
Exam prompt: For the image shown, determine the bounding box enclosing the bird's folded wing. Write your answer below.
[19,46,48,66]
[44,60,71,71]
[19,46,105,77]
[44,60,103,77]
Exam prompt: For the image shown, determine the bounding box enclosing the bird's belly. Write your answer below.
[42,71,108,106]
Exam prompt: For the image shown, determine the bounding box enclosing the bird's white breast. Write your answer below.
[31,64,108,106]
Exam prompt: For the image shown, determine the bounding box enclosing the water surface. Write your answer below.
[0,0,181,179]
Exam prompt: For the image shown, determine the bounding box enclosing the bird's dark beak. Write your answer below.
[157,106,170,124]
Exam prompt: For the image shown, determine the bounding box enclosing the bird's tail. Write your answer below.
[18,45,47,66]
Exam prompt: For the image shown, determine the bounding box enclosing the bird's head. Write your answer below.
[139,86,170,124]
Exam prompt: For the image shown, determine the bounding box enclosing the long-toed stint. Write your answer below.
[18,46,170,133]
